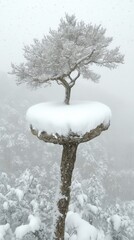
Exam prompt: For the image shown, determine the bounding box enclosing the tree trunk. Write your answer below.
[54,143,78,239]
[64,87,71,105]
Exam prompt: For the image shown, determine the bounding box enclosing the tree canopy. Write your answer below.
[11,14,124,104]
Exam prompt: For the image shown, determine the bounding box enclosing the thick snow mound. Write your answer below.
[65,211,98,240]
[110,214,121,231]
[0,224,10,240]
[26,101,111,136]
[15,215,41,239]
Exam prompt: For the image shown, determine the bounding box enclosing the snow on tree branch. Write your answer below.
[10,14,124,104]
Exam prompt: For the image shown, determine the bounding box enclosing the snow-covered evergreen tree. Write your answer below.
[11,14,124,104]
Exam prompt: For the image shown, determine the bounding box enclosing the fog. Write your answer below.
[0,0,134,169]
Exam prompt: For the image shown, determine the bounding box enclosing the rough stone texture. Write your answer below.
[30,122,110,145]
[29,122,110,240]
[54,143,78,239]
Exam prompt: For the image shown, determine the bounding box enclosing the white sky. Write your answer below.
[0,0,133,69]
[0,0,134,100]
[0,0,134,166]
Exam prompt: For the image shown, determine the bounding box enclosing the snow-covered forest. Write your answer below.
[0,73,134,239]
[0,0,134,239]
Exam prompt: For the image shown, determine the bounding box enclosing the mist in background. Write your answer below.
[0,0,134,169]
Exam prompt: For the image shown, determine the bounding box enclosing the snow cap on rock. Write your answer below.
[26,101,111,136]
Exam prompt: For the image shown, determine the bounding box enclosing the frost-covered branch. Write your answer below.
[10,14,124,103]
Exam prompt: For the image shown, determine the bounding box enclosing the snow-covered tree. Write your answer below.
[0,166,58,239]
[1,159,134,240]
[11,14,124,104]
[10,14,124,240]
[105,170,134,201]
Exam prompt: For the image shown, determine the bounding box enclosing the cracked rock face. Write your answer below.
[26,101,111,240]
[30,122,110,145]
[26,101,111,145]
